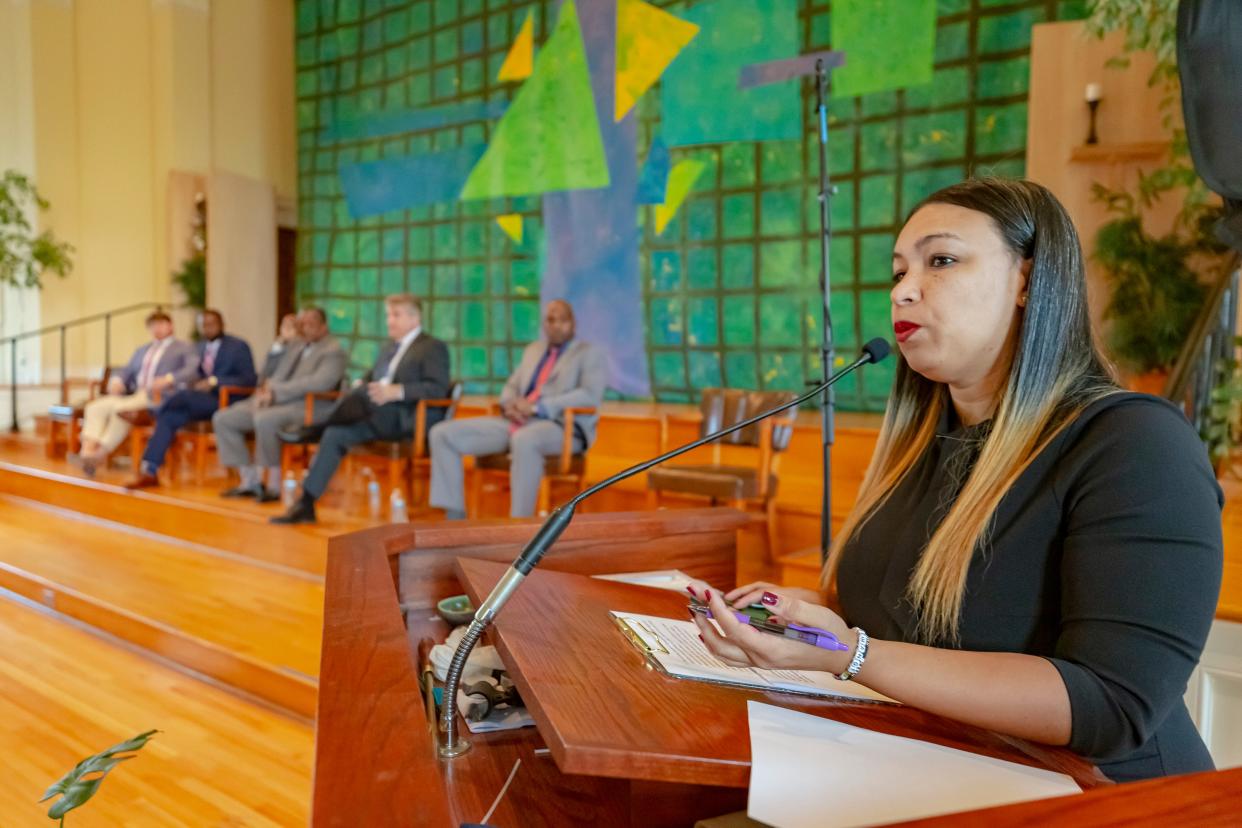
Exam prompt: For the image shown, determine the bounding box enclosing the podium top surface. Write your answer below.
[455,557,1104,790]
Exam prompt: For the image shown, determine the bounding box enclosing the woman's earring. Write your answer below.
[1018,292,1028,307]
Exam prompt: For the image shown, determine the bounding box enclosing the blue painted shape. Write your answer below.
[338,144,487,218]
[322,100,508,142]
[661,0,801,146]
[637,136,670,205]
[541,0,650,396]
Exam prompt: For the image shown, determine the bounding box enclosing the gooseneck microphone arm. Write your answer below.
[437,338,891,757]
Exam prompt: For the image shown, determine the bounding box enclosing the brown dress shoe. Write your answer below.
[123,473,159,490]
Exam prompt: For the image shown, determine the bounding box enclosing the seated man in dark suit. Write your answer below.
[124,309,256,489]
[271,293,450,525]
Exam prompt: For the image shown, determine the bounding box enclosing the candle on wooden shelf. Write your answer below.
[1084,83,1102,145]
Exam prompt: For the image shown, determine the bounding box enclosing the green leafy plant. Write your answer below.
[0,169,74,289]
[40,730,157,825]
[171,192,207,310]
[1203,338,1242,476]
[1092,184,1225,373]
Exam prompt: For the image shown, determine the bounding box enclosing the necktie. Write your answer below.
[138,342,165,389]
[526,346,560,403]
[203,342,217,376]
[283,344,307,379]
[510,346,560,434]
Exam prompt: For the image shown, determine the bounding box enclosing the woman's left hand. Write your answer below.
[688,584,857,674]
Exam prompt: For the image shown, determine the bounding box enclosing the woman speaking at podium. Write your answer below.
[692,177,1223,783]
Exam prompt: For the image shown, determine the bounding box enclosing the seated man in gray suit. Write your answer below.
[74,310,198,476]
[259,313,300,381]
[429,299,608,519]
[212,307,346,501]
[271,293,451,525]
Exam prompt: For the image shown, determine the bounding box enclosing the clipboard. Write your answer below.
[610,612,896,705]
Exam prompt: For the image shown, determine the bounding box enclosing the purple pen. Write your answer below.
[695,605,849,652]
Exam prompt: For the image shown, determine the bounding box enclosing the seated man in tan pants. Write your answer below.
[74,310,198,476]
[429,299,608,518]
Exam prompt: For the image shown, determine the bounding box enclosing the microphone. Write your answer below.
[437,337,891,757]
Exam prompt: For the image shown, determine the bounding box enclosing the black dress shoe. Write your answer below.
[278,424,325,445]
[271,498,317,525]
[255,489,282,504]
[220,484,263,499]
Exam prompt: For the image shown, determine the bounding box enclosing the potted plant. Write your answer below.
[0,169,73,289]
[1091,181,1225,392]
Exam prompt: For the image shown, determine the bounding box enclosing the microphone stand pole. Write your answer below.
[438,343,888,758]
[813,58,837,563]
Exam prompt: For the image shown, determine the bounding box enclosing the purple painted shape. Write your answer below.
[541,0,650,396]
[738,50,847,88]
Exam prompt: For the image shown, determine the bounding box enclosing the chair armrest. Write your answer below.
[657,412,703,452]
[558,407,597,474]
[411,397,459,457]
[304,390,342,424]
[218,385,256,408]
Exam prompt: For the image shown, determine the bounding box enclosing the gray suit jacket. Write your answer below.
[118,338,199,393]
[501,339,609,446]
[267,336,347,404]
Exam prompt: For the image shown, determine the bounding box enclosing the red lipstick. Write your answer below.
[893,321,921,343]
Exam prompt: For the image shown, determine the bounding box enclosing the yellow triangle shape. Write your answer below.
[615,0,699,122]
[496,213,524,244]
[497,12,535,82]
[654,158,706,235]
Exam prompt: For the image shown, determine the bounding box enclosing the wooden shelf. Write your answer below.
[1070,141,1169,163]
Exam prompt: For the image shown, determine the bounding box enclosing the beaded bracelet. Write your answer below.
[835,627,868,682]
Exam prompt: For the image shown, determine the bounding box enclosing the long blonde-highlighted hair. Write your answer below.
[823,179,1119,645]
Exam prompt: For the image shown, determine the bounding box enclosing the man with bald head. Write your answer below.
[429,299,609,518]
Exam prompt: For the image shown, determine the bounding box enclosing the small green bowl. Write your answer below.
[436,594,476,626]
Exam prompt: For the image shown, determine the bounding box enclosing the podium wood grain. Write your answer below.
[314,508,748,827]
[455,557,1107,791]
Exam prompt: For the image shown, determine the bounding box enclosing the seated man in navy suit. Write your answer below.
[124,309,257,489]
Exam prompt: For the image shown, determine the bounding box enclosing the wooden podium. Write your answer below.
[312,509,1239,827]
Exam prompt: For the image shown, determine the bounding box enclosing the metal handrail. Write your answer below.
[0,300,166,432]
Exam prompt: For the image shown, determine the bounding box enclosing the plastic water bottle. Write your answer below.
[282,471,298,508]
[366,476,382,519]
[389,489,407,523]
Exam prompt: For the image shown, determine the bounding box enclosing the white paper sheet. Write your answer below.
[612,611,895,704]
[593,569,696,592]
[746,701,1082,828]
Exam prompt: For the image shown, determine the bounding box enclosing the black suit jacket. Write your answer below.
[837,392,1223,783]
[345,332,452,435]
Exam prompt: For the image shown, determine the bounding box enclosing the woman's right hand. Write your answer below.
[725,581,821,610]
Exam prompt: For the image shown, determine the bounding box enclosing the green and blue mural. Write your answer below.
[295,0,1088,411]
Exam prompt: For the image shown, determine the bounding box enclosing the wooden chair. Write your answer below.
[645,388,797,562]
[344,380,464,508]
[46,368,112,459]
[121,384,255,482]
[281,383,464,512]
[468,406,598,518]
[168,385,255,483]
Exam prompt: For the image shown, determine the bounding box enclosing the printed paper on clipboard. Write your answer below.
[610,611,896,705]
